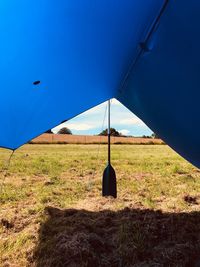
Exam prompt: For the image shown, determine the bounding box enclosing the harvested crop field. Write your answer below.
[31,133,163,145]
[1,144,200,266]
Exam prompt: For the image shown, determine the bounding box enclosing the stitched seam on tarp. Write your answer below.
[118,0,169,96]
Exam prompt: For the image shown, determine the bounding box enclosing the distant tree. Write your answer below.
[99,128,120,137]
[142,135,151,139]
[151,133,160,139]
[57,127,72,135]
[45,129,53,134]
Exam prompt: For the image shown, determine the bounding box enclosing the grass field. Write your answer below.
[1,144,200,266]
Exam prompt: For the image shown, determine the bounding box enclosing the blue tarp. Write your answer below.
[1,1,200,168]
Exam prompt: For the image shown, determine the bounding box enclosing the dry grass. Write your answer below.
[0,144,200,266]
[30,134,164,145]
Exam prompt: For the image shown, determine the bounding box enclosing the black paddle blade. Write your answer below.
[102,163,117,198]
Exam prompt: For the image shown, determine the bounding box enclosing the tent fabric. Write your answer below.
[0,1,200,168]
[117,0,200,168]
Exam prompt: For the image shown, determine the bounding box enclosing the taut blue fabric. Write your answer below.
[1,1,200,169]
[117,0,200,168]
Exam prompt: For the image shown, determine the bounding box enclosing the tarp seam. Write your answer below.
[117,0,169,97]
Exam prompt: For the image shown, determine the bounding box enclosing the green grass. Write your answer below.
[0,144,200,266]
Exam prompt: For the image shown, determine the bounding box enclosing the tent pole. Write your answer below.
[108,99,111,165]
[102,99,117,198]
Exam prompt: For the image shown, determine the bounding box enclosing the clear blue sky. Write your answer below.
[52,98,153,136]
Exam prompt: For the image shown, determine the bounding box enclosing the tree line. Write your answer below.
[45,127,159,139]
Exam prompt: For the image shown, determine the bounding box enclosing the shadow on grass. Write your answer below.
[31,206,200,267]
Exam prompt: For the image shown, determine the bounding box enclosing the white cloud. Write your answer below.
[66,123,95,131]
[51,97,150,136]
[111,98,121,106]
[119,129,130,136]
[119,118,145,126]
[62,123,95,131]
[82,103,105,116]
[82,98,120,117]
